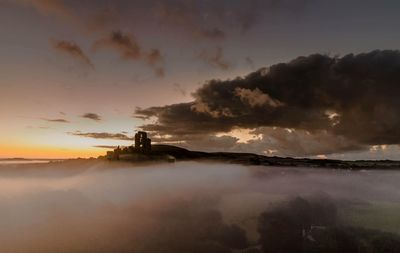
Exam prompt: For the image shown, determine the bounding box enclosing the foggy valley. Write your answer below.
[3,1,400,251]
[1,161,400,252]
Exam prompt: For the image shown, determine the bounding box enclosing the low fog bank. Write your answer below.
[0,161,400,252]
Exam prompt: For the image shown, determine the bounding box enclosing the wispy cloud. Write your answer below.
[145,49,164,66]
[198,47,231,70]
[42,118,70,123]
[81,113,101,121]
[199,28,225,40]
[93,31,141,60]
[69,131,132,141]
[51,39,94,68]
[146,49,165,77]
[26,125,51,129]
[93,31,164,77]
[173,83,187,96]
[93,145,117,149]
[245,57,255,69]
[30,0,75,21]
[153,1,227,41]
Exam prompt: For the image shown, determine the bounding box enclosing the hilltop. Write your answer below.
[103,144,400,170]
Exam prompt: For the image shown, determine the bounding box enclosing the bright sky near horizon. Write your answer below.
[2,0,400,159]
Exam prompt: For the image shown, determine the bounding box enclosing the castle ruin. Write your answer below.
[134,131,151,153]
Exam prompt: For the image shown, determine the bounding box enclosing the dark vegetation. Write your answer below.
[256,197,400,253]
[138,204,249,253]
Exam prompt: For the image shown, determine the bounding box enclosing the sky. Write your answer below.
[1,0,400,159]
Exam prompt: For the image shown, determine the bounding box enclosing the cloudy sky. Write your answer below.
[1,0,400,159]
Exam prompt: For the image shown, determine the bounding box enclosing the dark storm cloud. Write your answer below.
[51,40,94,68]
[81,113,101,121]
[245,127,364,157]
[42,118,70,123]
[147,127,363,157]
[198,47,231,70]
[69,131,132,141]
[136,50,400,155]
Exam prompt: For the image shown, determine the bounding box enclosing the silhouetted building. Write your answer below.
[107,146,121,160]
[106,131,152,160]
[135,131,151,153]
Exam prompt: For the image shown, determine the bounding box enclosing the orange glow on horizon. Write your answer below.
[0,144,107,159]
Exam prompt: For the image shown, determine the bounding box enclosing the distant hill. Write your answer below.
[0,158,62,161]
[150,144,206,159]
[104,144,400,170]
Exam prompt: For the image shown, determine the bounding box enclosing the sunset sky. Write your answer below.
[2,0,400,159]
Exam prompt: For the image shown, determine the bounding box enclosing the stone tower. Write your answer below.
[134,131,151,153]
